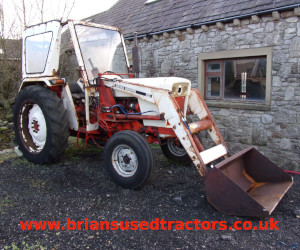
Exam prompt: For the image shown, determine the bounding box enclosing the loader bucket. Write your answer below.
[204,146,293,217]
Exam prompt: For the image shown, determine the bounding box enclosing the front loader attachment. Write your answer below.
[154,88,293,217]
[204,147,293,217]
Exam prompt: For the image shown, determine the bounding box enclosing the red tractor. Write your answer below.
[14,20,293,217]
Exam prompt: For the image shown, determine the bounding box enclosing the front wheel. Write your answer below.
[161,138,192,165]
[104,130,154,189]
[13,85,69,164]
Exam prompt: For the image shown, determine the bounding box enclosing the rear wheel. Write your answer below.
[104,130,154,189]
[13,85,69,164]
[161,138,192,164]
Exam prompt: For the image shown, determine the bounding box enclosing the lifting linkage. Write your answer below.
[152,87,229,177]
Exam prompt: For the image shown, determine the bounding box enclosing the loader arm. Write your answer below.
[152,90,207,176]
[156,88,292,217]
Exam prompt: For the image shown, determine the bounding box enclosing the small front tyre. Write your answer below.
[161,138,192,165]
[104,130,154,189]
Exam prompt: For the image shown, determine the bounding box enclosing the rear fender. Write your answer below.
[19,77,63,92]
[19,80,79,131]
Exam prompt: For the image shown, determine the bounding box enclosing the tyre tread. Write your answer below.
[104,130,154,189]
[14,85,69,164]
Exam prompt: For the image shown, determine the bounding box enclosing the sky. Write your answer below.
[1,0,119,38]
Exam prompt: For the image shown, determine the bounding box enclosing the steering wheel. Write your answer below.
[103,71,123,79]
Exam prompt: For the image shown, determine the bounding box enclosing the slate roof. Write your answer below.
[89,0,300,38]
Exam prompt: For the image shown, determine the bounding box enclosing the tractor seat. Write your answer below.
[68,80,85,98]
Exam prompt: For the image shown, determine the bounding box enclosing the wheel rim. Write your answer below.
[19,101,47,153]
[167,140,187,157]
[28,104,47,148]
[111,144,138,177]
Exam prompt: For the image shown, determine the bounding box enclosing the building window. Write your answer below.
[205,57,266,102]
[198,48,272,110]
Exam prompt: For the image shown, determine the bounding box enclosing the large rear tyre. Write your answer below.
[104,130,154,189]
[13,85,69,164]
[161,138,192,165]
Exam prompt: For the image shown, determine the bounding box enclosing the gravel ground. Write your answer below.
[0,144,299,249]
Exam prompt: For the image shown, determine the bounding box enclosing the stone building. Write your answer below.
[79,0,300,170]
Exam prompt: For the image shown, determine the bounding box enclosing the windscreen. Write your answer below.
[75,25,128,82]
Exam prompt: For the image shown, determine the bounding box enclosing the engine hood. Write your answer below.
[124,77,191,96]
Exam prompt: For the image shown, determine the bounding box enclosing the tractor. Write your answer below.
[14,20,293,217]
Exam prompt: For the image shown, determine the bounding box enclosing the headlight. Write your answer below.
[172,83,189,97]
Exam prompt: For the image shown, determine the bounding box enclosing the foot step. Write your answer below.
[200,144,227,164]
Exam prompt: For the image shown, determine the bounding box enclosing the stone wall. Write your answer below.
[125,10,300,171]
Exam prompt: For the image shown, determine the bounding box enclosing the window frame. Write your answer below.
[25,31,53,74]
[198,48,272,111]
[205,60,223,100]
